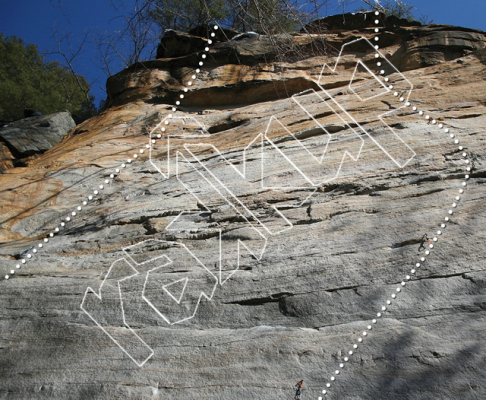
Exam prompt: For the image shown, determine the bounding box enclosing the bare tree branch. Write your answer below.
[47,25,93,106]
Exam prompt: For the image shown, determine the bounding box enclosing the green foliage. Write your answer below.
[228,0,303,34]
[150,0,230,33]
[150,0,304,35]
[379,0,415,20]
[0,34,96,122]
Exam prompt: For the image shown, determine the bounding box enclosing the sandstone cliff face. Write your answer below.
[0,111,76,172]
[1,15,486,400]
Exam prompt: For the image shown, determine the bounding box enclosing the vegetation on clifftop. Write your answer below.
[0,34,96,122]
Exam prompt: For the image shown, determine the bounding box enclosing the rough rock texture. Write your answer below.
[302,12,421,33]
[107,21,486,110]
[156,26,240,59]
[188,25,240,41]
[0,111,76,170]
[392,26,486,71]
[0,142,14,172]
[1,19,486,400]
[156,29,210,59]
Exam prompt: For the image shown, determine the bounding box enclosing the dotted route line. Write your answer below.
[1,14,475,400]
[317,11,472,398]
[2,25,220,281]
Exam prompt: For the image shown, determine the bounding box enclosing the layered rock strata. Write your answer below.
[1,17,486,400]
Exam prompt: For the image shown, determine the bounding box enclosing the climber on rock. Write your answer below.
[295,379,304,399]
[470,152,479,171]
[418,233,431,252]
[21,245,35,256]
[306,203,312,219]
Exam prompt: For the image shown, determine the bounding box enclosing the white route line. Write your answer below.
[140,240,219,325]
[1,12,476,400]
[2,28,220,281]
[317,10,472,399]
[80,257,154,367]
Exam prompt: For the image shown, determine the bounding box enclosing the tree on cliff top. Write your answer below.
[149,0,428,35]
[0,34,96,122]
[149,0,306,35]
[150,0,230,33]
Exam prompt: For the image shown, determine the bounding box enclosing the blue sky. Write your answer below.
[1,0,485,107]
[390,0,486,29]
[0,0,130,107]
